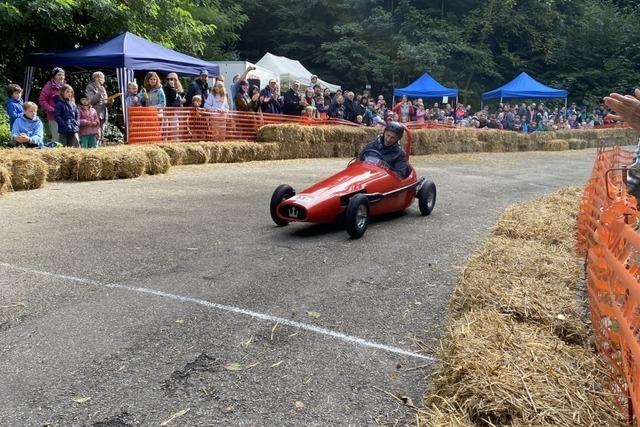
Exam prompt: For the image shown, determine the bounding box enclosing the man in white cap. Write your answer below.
[185,69,210,106]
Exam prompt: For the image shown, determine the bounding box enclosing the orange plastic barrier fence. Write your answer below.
[127,107,462,144]
[577,145,640,423]
[128,107,365,144]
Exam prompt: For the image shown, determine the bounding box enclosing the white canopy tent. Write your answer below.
[255,52,341,92]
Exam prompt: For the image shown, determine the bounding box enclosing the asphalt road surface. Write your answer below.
[0,149,600,426]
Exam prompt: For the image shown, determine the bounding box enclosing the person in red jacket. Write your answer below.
[38,67,66,142]
[392,95,415,123]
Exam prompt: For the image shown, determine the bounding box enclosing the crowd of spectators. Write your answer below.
[4,66,620,148]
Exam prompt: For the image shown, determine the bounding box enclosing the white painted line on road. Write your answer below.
[0,261,435,362]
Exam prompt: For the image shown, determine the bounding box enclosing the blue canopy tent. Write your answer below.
[24,32,220,130]
[393,72,459,104]
[481,72,567,108]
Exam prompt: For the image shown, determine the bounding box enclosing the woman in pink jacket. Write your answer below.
[38,67,66,142]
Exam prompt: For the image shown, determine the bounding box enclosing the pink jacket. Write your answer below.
[39,80,64,121]
[79,106,100,136]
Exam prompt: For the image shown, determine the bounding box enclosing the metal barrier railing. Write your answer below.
[577,145,640,423]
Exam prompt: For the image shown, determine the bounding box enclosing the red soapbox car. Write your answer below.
[269,128,436,238]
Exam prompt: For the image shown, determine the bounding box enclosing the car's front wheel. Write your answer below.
[345,194,370,238]
[270,184,295,226]
[417,180,436,216]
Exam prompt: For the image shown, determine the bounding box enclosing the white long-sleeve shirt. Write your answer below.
[204,94,229,111]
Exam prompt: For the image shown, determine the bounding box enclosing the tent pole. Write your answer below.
[23,66,34,102]
[564,97,568,119]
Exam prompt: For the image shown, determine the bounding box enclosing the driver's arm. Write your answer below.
[392,151,410,178]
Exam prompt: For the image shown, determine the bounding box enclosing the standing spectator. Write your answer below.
[247,86,261,112]
[235,80,258,112]
[5,84,24,129]
[38,67,66,142]
[312,84,323,100]
[356,96,368,119]
[283,81,303,116]
[191,95,203,108]
[315,97,329,119]
[392,95,415,123]
[124,81,141,108]
[309,74,320,88]
[11,102,44,148]
[85,71,110,146]
[344,91,358,122]
[454,103,465,123]
[140,72,166,108]
[164,72,184,107]
[54,84,80,147]
[204,82,230,111]
[259,79,283,114]
[416,101,426,123]
[301,88,316,112]
[185,70,210,106]
[78,97,100,148]
[230,65,256,110]
[323,88,332,106]
[329,95,347,120]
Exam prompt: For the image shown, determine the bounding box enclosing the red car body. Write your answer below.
[275,162,420,224]
[270,128,436,237]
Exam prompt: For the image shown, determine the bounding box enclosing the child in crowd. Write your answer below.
[191,95,203,108]
[54,84,80,147]
[6,84,24,129]
[11,101,44,148]
[140,72,166,107]
[124,81,140,108]
[79,97,100,148]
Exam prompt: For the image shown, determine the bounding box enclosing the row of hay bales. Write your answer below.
[257,124,637,157]
[0,126,635,196]
[0,141,279,196]
[418,187,624,426]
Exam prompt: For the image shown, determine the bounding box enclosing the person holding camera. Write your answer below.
[230,65,257,110]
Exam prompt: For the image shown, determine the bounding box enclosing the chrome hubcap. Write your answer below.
[356,204,368,229]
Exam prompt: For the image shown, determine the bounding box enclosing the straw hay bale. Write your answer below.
[157,144,187,165]
[412,129,483,155]
[493,187,582,251]
[128,145,171,175]
[0,152,47,190]
[76,151,104,181]
[567,139,589,150]
[37,149,83,181]
[450,235,586,344]
[182,144,209,164]
[421,309,624,427]
[0,164,12,195]
[542,139,570,151]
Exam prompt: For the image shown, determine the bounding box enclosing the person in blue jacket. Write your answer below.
[54,84,80,147]
[11,102,44,148]
[5,84,24,129]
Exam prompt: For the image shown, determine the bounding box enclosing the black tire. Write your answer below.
[345,194,370,238]
[417,181,436,216]
[270,184,295,226]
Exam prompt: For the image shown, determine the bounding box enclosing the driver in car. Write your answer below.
[358,121,409,178]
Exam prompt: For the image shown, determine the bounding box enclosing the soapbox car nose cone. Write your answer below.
[270,184,296,226]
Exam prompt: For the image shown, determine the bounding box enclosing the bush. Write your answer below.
[0,104,12,148]
[102,122,124,145]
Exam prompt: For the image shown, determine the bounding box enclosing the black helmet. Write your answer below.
[385,121,404,139]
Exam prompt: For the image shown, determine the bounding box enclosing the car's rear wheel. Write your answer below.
[417,180,436,216]
[270,184,295,226]
[345,194,370,238]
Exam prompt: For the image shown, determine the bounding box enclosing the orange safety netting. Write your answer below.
[577,145,640,422]
[127,107,458,144]
[128,107,361,144]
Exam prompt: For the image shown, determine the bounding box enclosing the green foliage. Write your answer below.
[236,0,640,105]
[102,121,124,145]
[0,0,247,87]
[0,105,12,148]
